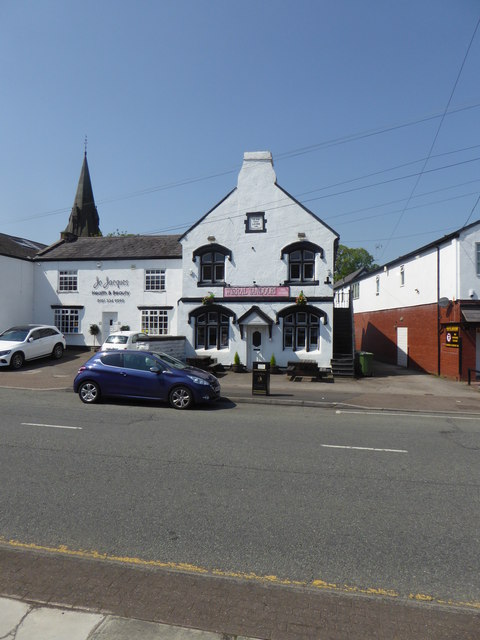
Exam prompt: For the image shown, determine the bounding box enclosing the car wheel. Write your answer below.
[78,381,100,404]
[10,352,24,370]
[169,385,193,410]
[52,343,64,360]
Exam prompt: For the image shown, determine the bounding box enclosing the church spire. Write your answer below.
[63,149,101,237]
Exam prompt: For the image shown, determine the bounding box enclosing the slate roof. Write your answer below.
[35,235,183,261]
[0,233,46,260]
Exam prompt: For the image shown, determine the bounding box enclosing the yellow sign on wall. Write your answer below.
[445,325,459,348]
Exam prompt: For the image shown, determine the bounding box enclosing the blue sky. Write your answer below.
[1,0,479,264]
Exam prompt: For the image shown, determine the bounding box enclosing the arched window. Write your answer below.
[195,311,230,350]
[193,244,232,286]
[277,305,327,352]
[281,241,323,285]
[188,304,236,350]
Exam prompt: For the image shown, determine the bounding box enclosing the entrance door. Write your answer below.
[101,312,118,342]
[397,327,408,367]
[247,326,266,369]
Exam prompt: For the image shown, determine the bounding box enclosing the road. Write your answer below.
[1,388,479,609]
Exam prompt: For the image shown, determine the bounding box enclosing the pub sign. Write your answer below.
[445,325,459,348]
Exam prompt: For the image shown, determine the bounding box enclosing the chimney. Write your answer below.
[237,151,276,188]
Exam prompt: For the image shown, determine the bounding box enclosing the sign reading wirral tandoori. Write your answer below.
[224,286,290,298]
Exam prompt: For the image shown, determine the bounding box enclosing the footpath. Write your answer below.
[1,350,480,639]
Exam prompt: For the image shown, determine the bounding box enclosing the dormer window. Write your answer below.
[281,241,323,285]
[193,243,232,287]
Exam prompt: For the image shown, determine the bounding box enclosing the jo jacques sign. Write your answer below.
[224,286,290,298]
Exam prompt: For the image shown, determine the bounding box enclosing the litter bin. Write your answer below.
[356,351,373,377]
[252,361,270,395]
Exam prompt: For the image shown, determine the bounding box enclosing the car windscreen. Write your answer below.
[105,335,128,344]
[157,353,188,369]
[0,329,29,341]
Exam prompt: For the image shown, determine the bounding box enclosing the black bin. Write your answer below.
[252,362,270,396]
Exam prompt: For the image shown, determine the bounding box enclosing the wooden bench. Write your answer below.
[286,361,333,382]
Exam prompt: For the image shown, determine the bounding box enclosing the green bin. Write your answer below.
[356,351,373,377]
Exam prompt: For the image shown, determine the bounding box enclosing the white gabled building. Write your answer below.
[178,151,339,369]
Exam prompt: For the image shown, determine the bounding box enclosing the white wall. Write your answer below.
[33,259,182,346]
[0,256,35,332]
[353,248,439,314]
[458,225,480,300]
[179,152,337,368]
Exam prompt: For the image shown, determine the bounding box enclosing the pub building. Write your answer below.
[32,151,339,370]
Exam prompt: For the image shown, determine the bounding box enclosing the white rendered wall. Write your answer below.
[179,152,337,368]
[0,256,35,332]
[33,259,182,346]
[353,248,439,314]
[458,226,480,300]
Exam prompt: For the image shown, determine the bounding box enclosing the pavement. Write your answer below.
[1,349,480,639]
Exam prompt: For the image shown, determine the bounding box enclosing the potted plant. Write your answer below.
[232,351,244,373]
[270,353,281,374]
[89,323,100,349]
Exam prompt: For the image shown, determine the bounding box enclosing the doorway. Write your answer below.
[101,312,118,342]
[247,326,267,370]
[397,327,408,367]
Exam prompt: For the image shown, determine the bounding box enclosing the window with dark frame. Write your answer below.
[283,311,320,351]
[195,311,229,350]
[200,251,225,284]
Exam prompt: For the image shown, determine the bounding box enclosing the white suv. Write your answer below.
[0,325,66,369]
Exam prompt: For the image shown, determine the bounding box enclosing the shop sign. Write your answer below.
[92,276,131,304]
[445,325,459,348]
[224,286,290,298]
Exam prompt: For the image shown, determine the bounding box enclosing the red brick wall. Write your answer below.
[355,304,440,375]
[354,302,476,381]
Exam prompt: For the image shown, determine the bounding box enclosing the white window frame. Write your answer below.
[145,269,165,291]
[476,244,480,276]
[58,270,78,292]
[54,308,79,334]
[352,282,360,299]
[400,265,405,287]
[376,276,380,296]
[141,309,168,335]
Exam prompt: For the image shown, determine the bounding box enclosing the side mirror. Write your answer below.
[149,366,161,374]
[28,337,34,342]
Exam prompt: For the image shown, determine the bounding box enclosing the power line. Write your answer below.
[378,14,480,260]
[3,101,480,228]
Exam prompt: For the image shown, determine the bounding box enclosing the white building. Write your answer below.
[0,233,45,332]
[7,150,339,370]
[335,221,480,380]
[178,151,339,369]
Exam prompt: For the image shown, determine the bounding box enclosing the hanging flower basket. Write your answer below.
[296,291,307,306]
[202,292,215,305]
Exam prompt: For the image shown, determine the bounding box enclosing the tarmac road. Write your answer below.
[1,350,480,639]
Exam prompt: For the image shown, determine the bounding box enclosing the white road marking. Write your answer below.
[336,409,480,420]
[321,444,407,453]
[20,423,82,430]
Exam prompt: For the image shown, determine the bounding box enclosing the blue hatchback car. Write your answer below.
[73,350,221,410]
